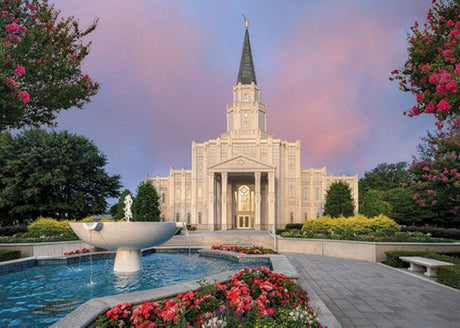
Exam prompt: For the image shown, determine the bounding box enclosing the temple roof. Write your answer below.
[237,27,257,85]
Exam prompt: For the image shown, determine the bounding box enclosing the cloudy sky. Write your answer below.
[53,0,435,199]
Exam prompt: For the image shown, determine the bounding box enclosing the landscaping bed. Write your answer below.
[385,250,460,289]
[0,217,117,244]
[278,215,456,243]
[211,245,278,255]
[96,267,323,328]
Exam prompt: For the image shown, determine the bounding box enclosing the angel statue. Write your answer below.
[124,194,133,222]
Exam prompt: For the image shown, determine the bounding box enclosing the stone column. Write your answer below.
[221,172,228,230]
[208,173,215,231]
[268,171,275,229]
[254,171,261,230]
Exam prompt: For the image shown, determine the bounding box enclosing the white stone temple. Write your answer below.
[147,23,358,231]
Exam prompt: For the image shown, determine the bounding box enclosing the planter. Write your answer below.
[277,237,460,262]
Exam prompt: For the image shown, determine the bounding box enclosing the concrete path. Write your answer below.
[286,253,460,328]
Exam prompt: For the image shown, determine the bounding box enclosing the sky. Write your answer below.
[52,0,436,201]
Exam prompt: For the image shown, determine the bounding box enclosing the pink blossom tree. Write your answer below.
[391,0,459,128]
[0,0,99,130]
[409,122,459,226]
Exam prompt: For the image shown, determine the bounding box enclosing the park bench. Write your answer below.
[399,256,454,278]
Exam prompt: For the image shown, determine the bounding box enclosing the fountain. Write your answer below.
[70,195,185,273]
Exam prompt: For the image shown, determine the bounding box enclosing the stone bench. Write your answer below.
[399,256,454,278]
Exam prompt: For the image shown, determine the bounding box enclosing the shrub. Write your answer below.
[285,223,304,230]
[437,266,460,289]
[26,217,78,239]
[0,249,21,262]
[0,226,28,236]
[276,228,288,235]
[402,226,460,240]
[302,214,400,238]
[438,250,460,258]
[385,250,460,267]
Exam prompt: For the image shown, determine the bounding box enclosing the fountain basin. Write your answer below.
[70,222,181,273]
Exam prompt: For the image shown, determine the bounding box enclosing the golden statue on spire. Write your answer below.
[243,15,248,29]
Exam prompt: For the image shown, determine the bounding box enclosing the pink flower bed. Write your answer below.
[96,267,324,327]
[64,247,105,255]
[211,245,278,255]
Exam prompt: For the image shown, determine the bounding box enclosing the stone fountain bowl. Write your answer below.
[69,222,179,250]
[69,221,183,273]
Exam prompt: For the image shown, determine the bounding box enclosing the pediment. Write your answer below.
[208,155,275,172]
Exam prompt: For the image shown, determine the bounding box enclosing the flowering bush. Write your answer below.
[211,245,278,255]
[96,267,323,327]
[301,215,400,238]
[0,0,99,130]
[390,0,459,127]
[64,247,106,255]
[408,124,460,224]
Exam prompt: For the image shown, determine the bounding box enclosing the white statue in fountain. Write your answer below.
[123,194,133,222]
[69,194,186,273]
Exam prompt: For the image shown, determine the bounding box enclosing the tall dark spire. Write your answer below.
[237,22,257,85]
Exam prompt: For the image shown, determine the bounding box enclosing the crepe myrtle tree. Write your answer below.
[408,122,460,227]
[0,0,99,130]
[390,0,459,129]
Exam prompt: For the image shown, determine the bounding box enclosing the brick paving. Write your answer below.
[286,253,460,328]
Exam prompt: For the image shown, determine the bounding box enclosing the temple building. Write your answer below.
[147,22,358,230]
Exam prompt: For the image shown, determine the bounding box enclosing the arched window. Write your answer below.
[175,213,180,222]
[187,213,191,224]
[198,212,202,224]
[290,212,294,223]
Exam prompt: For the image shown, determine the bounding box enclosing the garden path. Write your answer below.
[286,253,460,328]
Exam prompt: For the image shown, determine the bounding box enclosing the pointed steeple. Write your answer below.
[237,20,257,85]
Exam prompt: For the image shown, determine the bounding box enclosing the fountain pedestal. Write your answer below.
[70,222,185,273]
[114,248,142,273]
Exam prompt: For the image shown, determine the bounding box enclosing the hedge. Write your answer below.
[285,223,304,230]
[403,226,460,240]
[0,226,28,236]
[385,250,460,268]
[385,250,460,290]
[437,266,460,289]
[0,250,21,262]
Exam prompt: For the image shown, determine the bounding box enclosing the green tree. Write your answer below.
[323,181,355,218]
[359,162,409,201]
[359,189,392,218]
[114,189,132,220]
[0,130,120,225]
[132,182,160,222]
[384,187,435,226]
[0,0,99,130]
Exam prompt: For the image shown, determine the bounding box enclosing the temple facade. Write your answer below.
[147,24,358,230]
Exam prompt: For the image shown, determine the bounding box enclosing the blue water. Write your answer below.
[0,253,267,327]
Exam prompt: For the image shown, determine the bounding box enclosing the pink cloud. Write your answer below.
[264,2,431,172]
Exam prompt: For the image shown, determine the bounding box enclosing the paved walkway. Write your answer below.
[286,253,460,328]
